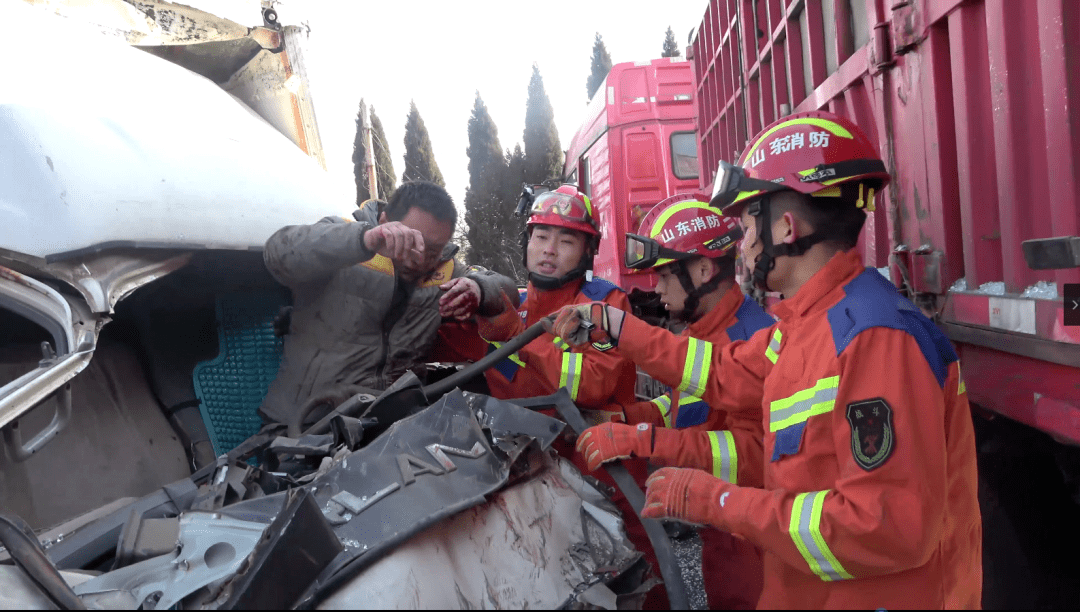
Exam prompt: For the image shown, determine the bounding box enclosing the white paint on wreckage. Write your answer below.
[318,455,639,610]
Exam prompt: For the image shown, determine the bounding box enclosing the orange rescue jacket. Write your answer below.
[477,277,637,410]
[617,250,982,609]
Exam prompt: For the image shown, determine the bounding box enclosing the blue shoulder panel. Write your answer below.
[826,269,958,387]
[726,295,777,342]
[581,277,622,301]
[674,399,711,429]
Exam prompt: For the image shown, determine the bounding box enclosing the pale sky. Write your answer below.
[291,0,709,211]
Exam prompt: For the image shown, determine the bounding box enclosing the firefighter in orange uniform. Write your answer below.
[547,111,982,609]
[463,184,690,606]
[576,193,775,609]
[471,184,636,408]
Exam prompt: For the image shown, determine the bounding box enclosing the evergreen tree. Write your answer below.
[369,106,396,200]
[402,101,445,186]
[352,99,369,205]
[662,26,682,58]
[586,32,613,101]
[523,64,563,184]
[352,101,398,203]
[501,144,528,278]
[463,93,524,281]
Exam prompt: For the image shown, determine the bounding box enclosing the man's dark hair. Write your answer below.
[384,180,457,225]
[776,184,869,250]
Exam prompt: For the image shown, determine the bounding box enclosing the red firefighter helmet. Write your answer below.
[709,111,891,216]
[526,184,600,238]
[626,194,742,270]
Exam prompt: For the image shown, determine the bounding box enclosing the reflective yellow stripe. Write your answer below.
[788,491,852,582]
[677,337,712,396]
[957,362,966,395]
[769,376,840,432]
[651,395,673,428]
[649,202,718,239]
[707,430,738,484]
[553,337,571,351]
[560,352,582,400]
[765,328,782,364]
[487,340,525,367]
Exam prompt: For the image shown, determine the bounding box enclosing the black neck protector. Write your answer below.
[522,228,598,291]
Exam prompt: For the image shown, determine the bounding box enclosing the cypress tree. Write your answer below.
[402,101,445,186]
[662,26,682,58]
[523,64,563,184]
[369,106,396,200]
[353,100,398,203]
[352,99,369,204]
[586,32,613,101]
[464,93,524,281]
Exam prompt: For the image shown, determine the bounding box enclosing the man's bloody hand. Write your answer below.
[439,277,482,320]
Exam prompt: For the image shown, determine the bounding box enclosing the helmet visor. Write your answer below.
[625,233,694,269]
[530,191,593,225]
[708,160,786,209]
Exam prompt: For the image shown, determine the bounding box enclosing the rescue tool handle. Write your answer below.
[420,320,549,399]
[300,320,550,438]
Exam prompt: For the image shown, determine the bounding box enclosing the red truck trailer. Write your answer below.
[563,58,700,295]
[688,0,1079,606]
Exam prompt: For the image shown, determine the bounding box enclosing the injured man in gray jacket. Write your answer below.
[259,180,519,430]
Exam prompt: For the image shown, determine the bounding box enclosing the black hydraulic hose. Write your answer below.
[510,389,691,610]
[0,512,86,610]
[419,320,548,399]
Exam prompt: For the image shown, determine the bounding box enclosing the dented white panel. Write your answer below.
[0,2,350,260]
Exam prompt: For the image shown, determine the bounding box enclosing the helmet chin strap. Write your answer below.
[672,258,735,323]
[528,264,589,291]
[747,194,847,296]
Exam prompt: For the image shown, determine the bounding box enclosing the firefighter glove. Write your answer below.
[642,467,733,528]
[543,302,624,348]
[576,422,654,471]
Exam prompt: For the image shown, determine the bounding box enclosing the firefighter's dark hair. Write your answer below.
[385,180,457,225]
[773,186,868,250]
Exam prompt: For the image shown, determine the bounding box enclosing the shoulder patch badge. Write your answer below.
[846,398,894,471]
[591,339,615,352]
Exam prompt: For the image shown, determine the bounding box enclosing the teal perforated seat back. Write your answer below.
[193,291,288,455]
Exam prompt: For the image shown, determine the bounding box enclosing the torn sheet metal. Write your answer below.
[466,391,565,455]
[290,390,567,606]
[3,388,644,610]
[72,512,266,610]
[316,453,642,610]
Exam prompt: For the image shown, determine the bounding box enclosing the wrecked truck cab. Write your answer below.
[0,4,652,608]
[0,2,351,530]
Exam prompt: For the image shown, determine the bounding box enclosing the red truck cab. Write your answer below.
[564,58,700,296]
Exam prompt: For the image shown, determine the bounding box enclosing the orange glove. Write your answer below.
[476,291,525,342]
[642,467,733,528]
[542,302,625,347]
[575,422,655,471]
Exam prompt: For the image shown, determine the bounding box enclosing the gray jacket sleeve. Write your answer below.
[263,216,377,287]
[455,263,521,316]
